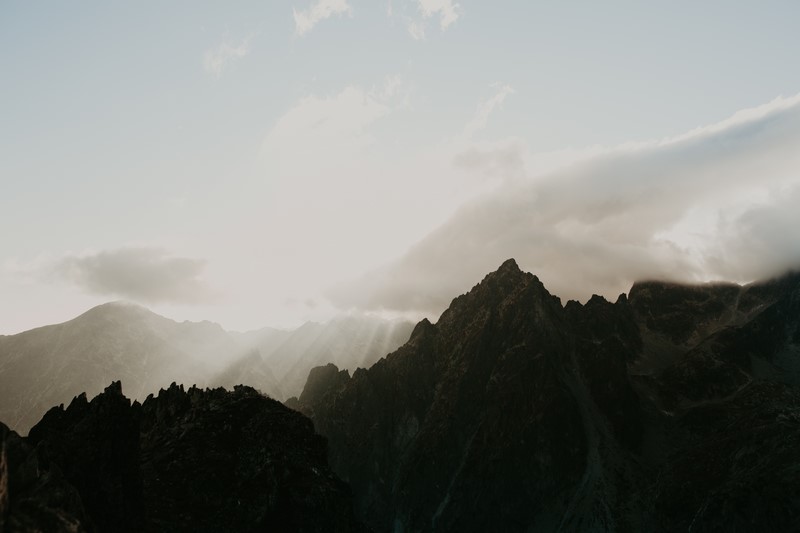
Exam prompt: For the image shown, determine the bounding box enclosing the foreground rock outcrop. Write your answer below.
[293,260,800,531]
[0,383,363,532]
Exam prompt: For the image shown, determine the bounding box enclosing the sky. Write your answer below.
[2,1,800,334]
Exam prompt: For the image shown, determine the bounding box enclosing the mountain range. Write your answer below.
[1,259,799,531]
[0,304,412,435]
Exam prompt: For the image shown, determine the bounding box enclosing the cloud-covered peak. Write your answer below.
[327,93,800,316]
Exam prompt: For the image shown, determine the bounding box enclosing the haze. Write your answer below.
[3,2,800,334]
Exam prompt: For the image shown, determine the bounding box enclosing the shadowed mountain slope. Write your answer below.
[293,261,800,532]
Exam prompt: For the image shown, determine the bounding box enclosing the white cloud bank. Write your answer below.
[203,36,251,78]
[294,0,352,36]
[328,94,800,315]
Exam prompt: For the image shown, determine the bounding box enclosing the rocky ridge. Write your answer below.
[0,382,364,532]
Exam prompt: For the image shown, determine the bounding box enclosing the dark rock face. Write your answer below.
[27,381,143,532]
[295,261,800,532]
[1,422,90,532]
[651,382,800,532]
[138,383,361,532]
[1,383,363,532]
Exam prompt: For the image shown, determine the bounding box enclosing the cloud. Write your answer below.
[261,76,404,176]
[453,138,527,181]
[448,85,522,189]
[254,76,417,287]
[293,0,352,36]
[203,36,252,78]
[417,0,460,30]
[403,0,461,39]
[407,19,426,40]
[54,248,214,305]
[328,94,800,315]
[705,185,800,281]
[459,83,515,141]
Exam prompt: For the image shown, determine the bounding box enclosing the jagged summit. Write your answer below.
[496,257,520,273]
[409,317,435,340]
[433,259,563,343]
[481,257,529,284]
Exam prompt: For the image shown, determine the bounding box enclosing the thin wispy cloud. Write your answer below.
[293,0,352,36]
[328,94,800,315]
[405,0,461,39]
[203,35,252,79]
[407,20,426,40]
[53,248,215,305]
[261,76,406,175]
[460,83,515,141]
[256,75,407,255]
[418,0,460,30]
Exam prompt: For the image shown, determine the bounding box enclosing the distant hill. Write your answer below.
[0,303,412,434]
[0,302,247,434]
[225,316,415,400]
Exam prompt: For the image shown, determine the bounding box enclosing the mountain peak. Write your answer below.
[410,318,436,341]
[499,257,519,269]
[480,257,545,296]
[76,300,157,322]
[434,258,559,335]
[485,258,538,287]
[496,257,521,275]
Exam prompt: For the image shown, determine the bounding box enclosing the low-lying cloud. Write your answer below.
[55,248,214,305]
[328,94,800,315]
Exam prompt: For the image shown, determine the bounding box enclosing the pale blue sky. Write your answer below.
[3,1,800,333]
